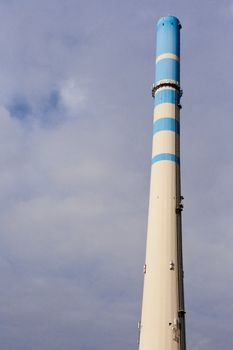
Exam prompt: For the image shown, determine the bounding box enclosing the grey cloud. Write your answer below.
[0,0,233,349]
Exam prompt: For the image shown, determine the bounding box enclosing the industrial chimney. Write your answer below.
[138,16,186,350]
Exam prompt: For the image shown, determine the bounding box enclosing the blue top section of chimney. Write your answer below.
[155,16,181,85]
[156,16,181,57]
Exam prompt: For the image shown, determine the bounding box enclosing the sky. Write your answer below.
[0,0,233,349]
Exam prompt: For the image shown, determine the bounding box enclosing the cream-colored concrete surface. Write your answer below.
[139,163,180,350]
[139,99,181,349]
[152,131,180,158]
[156,53,179,63]
[153,103,180,122]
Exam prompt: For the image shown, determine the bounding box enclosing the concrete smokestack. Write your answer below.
[138,16,186,350]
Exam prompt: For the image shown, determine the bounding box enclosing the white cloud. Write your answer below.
[59,79,88,115]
